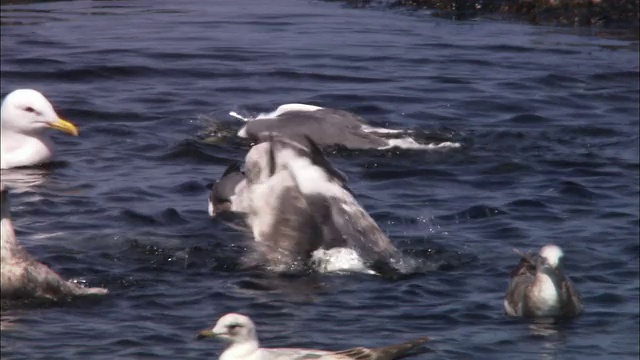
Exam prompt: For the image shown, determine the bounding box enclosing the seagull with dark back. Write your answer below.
[1,184,108,302]
[504,244,583,318]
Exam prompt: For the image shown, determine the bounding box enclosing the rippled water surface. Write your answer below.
[1,0,639,359]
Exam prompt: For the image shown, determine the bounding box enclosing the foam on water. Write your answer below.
[381,137,462,150]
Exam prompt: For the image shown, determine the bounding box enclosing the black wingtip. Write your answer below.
[303,134,322,154]
[268,132,277,177]
[302,134,349,185]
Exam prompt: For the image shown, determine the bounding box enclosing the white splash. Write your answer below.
[380,137,462,150]
[361,125,408,134]
[310,247,377,275]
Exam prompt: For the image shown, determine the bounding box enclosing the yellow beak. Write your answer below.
[48,118,79,136]
[196,329,216,340]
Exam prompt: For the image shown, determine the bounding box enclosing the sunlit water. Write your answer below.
[1,0,638,359]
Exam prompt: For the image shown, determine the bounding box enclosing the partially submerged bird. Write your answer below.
[225,134,400,273]
[504,244,583,318]
[1,183,108,301]
[233,103,416,150]
[196,313,430,360]
[1,89,79,169]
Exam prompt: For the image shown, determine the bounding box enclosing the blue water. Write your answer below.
[1,0,638,359]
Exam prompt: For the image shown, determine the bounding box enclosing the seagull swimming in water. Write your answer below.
[233,103,427,150]
[504,244,583,318]
[1,89,79,170]
[1,184,107,301]
[196,313,430,360]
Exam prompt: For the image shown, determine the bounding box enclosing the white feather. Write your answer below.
[311,247,376,275]
[255,103,323,120]
[361,125,407,134]
[532,274,560,315]
[379,138,462,150]
[229,111,251,122]
[539,244,564,268]
[286,158,348,199]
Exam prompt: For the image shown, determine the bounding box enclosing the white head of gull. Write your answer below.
[1,89,78,169]
[196,312,430,360]
[504,244,582,318]
[1,183,107,301]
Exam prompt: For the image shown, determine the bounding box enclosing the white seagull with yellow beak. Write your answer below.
[1,89,79,169]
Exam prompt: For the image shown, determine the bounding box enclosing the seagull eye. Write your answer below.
[228,324,241,330]
[24,106,36,113]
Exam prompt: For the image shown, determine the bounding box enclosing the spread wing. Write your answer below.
[504,249,537,316]
[243,109,388,149]
[558,276,583,317]
[509,249,536,278]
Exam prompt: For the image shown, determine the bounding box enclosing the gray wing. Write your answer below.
[558,276,583,317]
[267,134,349,187]
[326,195,397,262]
[26,260,107,298]
[243,110,388,149]
[504,256,536,316]
[264,347,333,360]
[210,172,245,203]
[246,175,324,271]
[2,255,106,301]
[284,158,397,267]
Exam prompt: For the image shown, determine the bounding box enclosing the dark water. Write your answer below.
[1,0,638,359]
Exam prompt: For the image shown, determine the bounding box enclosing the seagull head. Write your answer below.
[196,313,258,344]
[537,244,564,270]
[1,89,78,136]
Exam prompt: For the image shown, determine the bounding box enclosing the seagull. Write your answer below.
[1,89,78,169]
[1,183,108,301]
[196,313,430,360]
[226,135,400,274]
[234,103,414,150]
[504,244,583,318]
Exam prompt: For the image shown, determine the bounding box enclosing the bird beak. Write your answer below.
[196,329,218,340]
[48,118,79,136]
